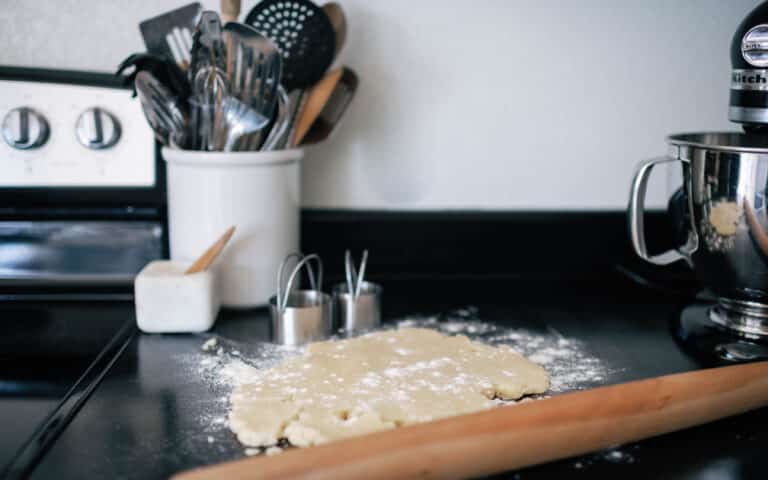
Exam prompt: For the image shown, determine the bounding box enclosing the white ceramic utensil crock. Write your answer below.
[163,147,302,308]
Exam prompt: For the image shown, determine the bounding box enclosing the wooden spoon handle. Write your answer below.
[291,68,343,146]
[322,2,346,58]
[172,361,768,480]
[220,0,241,23]
[184,226,236,275]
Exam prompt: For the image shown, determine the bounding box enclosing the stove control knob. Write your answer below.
[2,107,50,150]
[75,107,121,150]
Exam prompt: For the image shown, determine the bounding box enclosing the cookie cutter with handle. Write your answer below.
[269,253,332,345]
[333,250,382,335]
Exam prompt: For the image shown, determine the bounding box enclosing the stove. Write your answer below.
[0,66,165,290]
[0,66,165,478]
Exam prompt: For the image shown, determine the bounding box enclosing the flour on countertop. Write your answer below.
[170,339,303,456]
[397,311,612,393]
[189,308,614,455]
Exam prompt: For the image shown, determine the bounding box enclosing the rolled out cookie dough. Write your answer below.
[228,327,549,448]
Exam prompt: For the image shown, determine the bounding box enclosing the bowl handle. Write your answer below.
[628,156,695,265]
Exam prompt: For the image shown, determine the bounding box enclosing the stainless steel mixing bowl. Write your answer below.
[629,132,768,337]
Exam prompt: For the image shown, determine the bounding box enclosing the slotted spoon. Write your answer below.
[244,0,335,92]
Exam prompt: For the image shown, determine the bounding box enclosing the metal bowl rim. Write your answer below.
[666,131,768,153]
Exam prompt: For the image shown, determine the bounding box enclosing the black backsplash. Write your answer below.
[301,210,693,291]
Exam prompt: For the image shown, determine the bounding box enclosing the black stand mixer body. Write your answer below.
[730,1,768,132]
[662,1,768,363]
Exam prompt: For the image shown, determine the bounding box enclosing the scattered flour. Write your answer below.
[171,338,303,458]
[397,312,612,393]
[189,308,613,456]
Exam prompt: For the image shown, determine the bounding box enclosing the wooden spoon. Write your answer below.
[220,0,241,24]
[290,68,343,146]
[322,2,347,59]
[185,226,236,274]
[300,67,358,146]
[172,361,768,480]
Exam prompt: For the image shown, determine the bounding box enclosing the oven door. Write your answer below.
[0,221,164,288]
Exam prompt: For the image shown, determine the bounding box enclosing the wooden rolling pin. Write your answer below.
[173,361,768,480]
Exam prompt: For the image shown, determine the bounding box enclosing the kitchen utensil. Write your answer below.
[334,250,380,334]
[185,225,236,274]
[269,253,332,345]
[356,259,368,299]
[139,3,202,71]
[190,71,226,150]
[187,96,216,150]
[729,1,768,132]
[220,0,241,23]
[223,22,282,150]
[300,66,358,145]
[216,96,270,151]
[642,3,768,365]
[188,12,228,150]
[262,86,291,151]
[333,281,382,334]
[223,22,282,117]
[630,132,768,338]
[291,68,343,146]
[276,90,307,150]
[173,361,768,480]
[164,147,302,307]
[116,53,191,101]
[322,2,347,60]
[344,250,355,297]
[189,11,227,77]
[245,0,336,91]
[134,71,187,147]
[343,249,368,298]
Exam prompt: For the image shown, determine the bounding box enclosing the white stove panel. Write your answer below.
[0,80,155,187]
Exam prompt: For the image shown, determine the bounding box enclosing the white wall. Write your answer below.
[0,0,759,210]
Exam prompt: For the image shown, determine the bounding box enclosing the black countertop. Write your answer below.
[0,301,133,476]
[7,278,766,479]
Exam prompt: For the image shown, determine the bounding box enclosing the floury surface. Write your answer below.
[2,277,766,479]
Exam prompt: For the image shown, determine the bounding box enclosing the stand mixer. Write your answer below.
[731,1,768,131]
[630,1,768,364]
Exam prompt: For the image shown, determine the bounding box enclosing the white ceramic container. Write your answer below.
[134,260,219,333]
[163,148,302,308]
